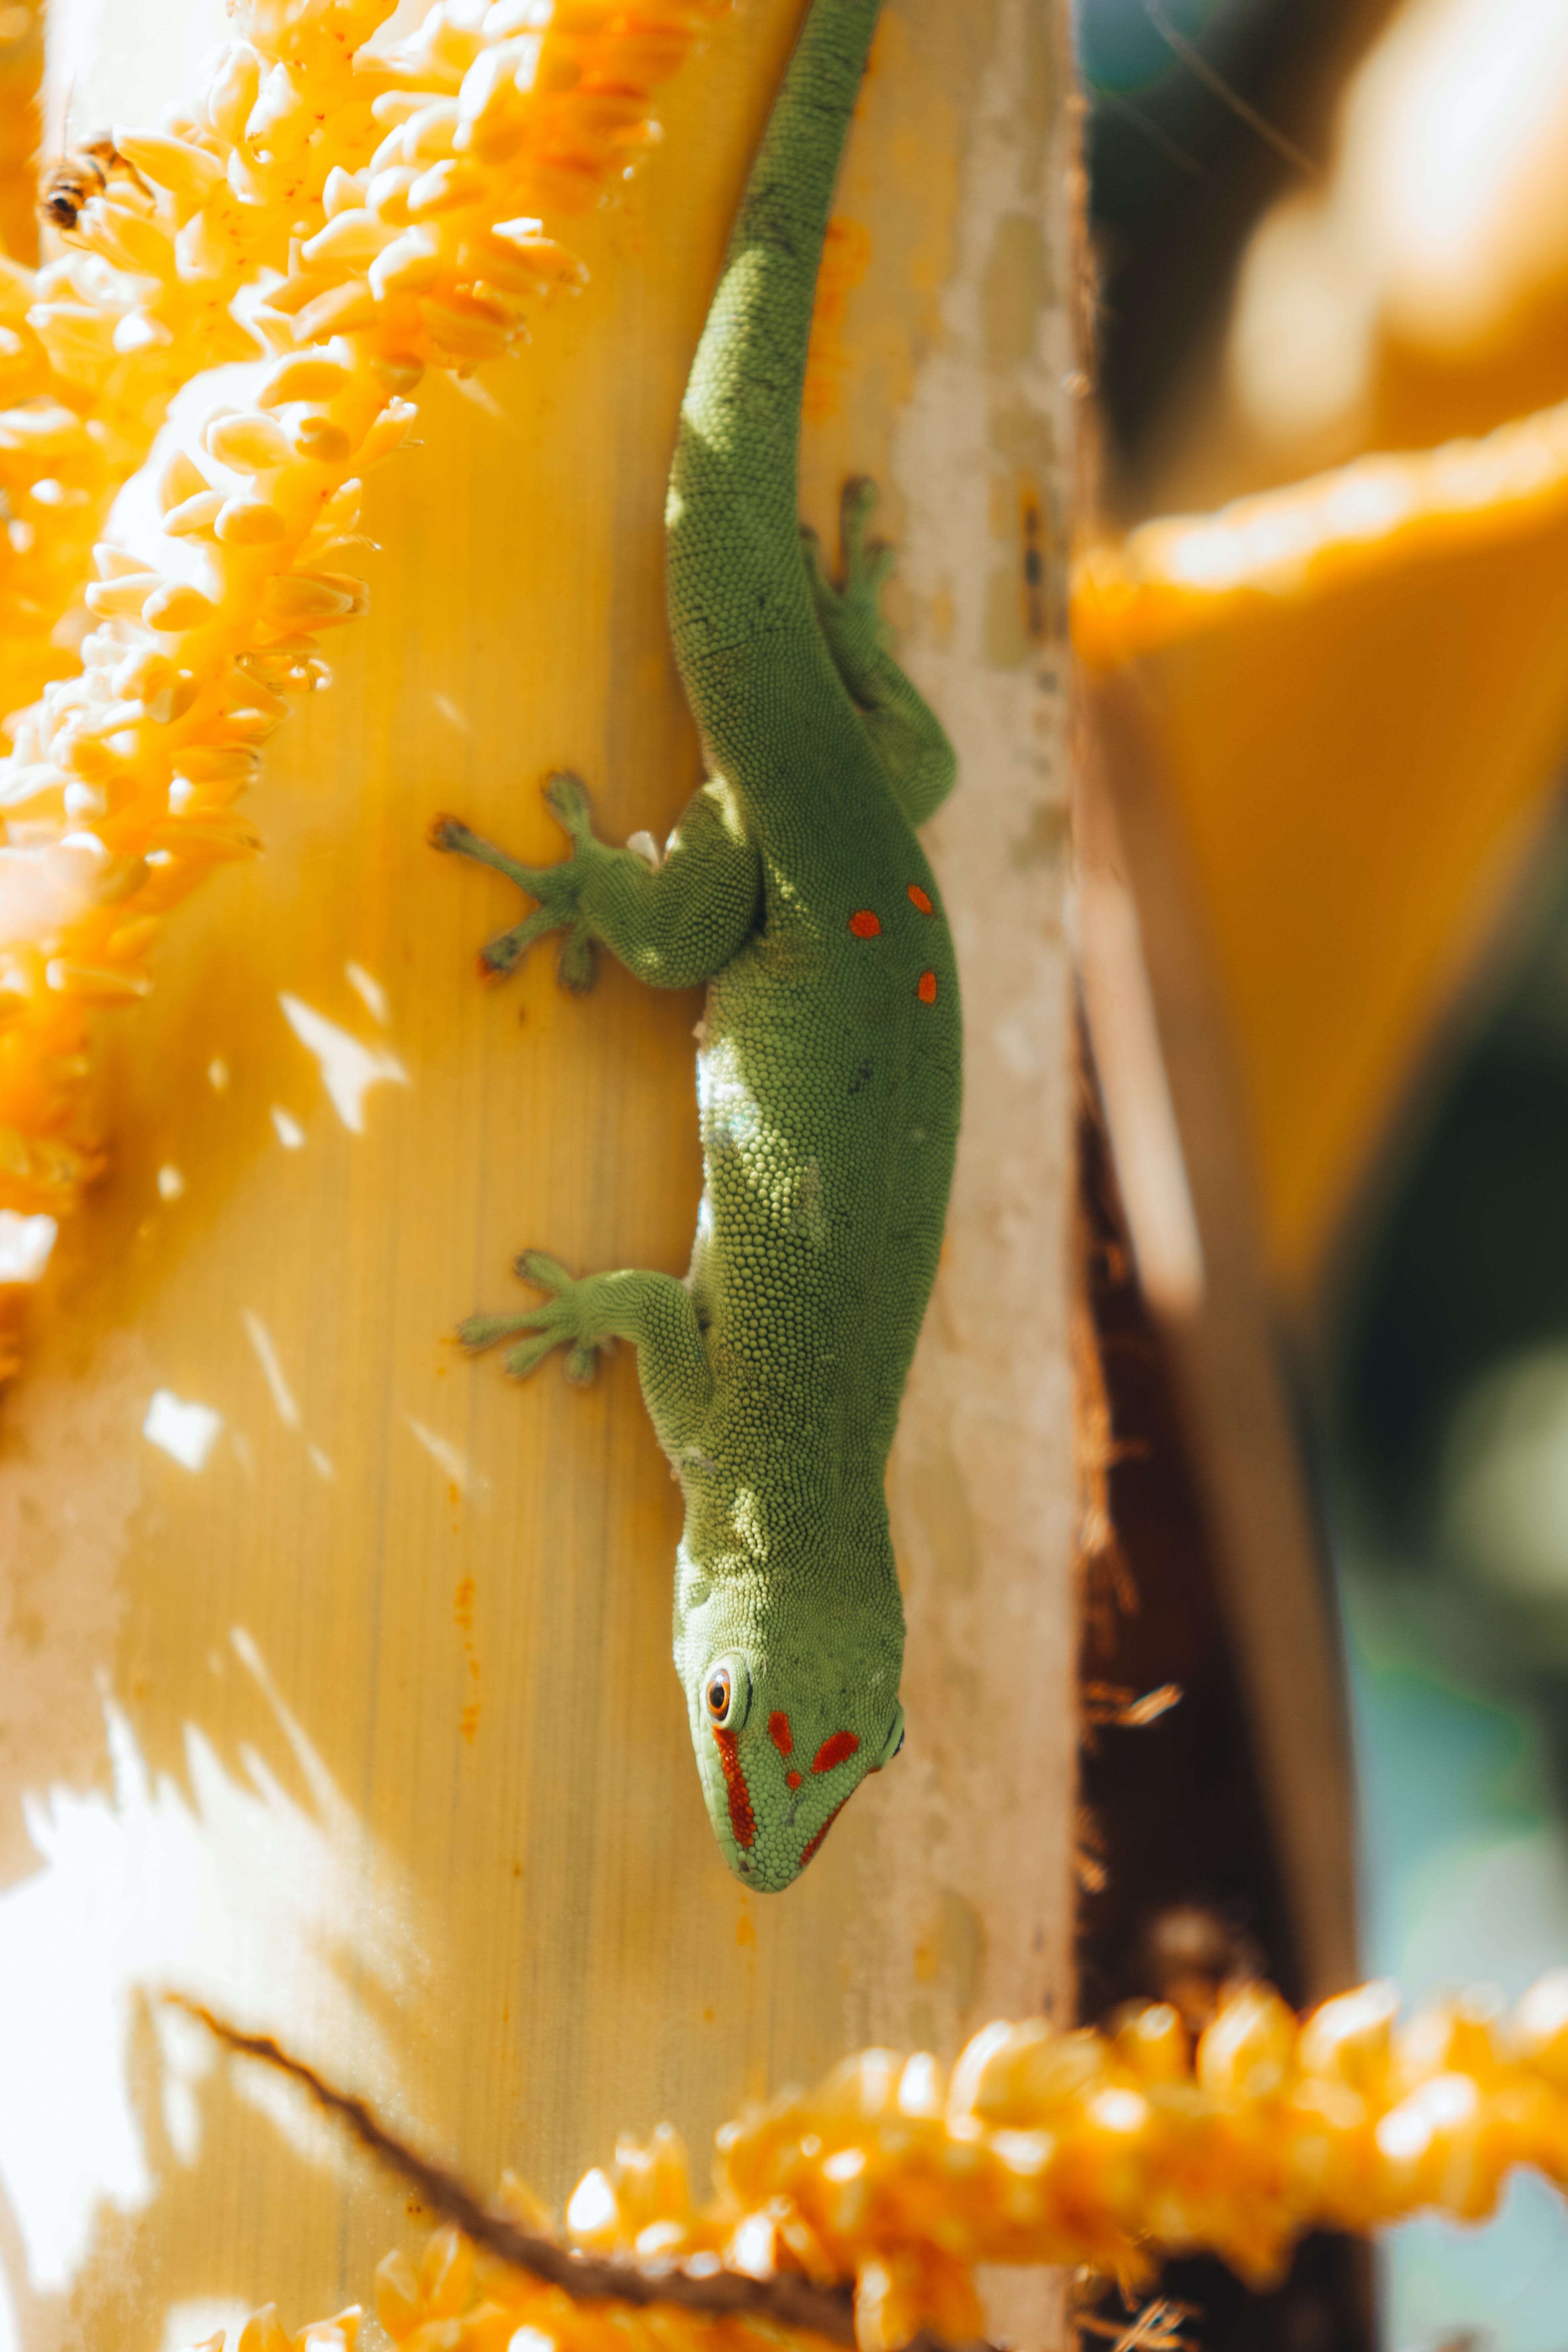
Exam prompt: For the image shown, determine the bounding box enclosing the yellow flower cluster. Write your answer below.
[0,0,726,1285]
[352,1972,1568,2352]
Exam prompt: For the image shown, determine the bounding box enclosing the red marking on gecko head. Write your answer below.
[711,1725,755,1847]
[786,1769,802,1789]
[849,909,882,939]
[800,1799,848,1869]
[812,1729,859,1774]
[906,884,933,914]
[916,970,938,1005]
[769,1710,793,1756]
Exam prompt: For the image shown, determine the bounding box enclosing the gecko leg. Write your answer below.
[802,477,957,827]
[460,1253,714,1450]
[432,771,761,995]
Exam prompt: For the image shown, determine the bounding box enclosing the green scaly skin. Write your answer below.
[432,0,959,1890]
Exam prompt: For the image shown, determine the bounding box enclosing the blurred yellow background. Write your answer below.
[1077,0,1568,1296]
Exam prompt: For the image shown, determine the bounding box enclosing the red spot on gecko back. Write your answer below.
[849,909,882,938]
[800,1798,848,1869]
[812,1729,860,1774]
[711,1725,755,1847]
[907,884,933,914]
[769,1710,793,1756]
[786,1769,802,1789]
[917,970,938,1005]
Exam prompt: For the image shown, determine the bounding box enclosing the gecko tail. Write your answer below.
[666,0,883,710]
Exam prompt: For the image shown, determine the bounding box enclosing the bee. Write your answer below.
[40,135,149,236]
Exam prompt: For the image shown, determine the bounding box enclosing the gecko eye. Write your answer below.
[703,1654,751,1730]
[872,1701,906,1770]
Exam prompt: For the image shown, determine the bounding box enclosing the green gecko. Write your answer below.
[432,0,959,1891]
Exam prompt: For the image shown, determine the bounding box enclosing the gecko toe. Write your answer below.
[515,1248,575,1293]
[556,928,599,994]
[563,1338,609,1385]
[542,770,593,835]
[457,1309,539,1352]
[479,907,550,976]
[503,1333,559,1380]
[841,473,879,529]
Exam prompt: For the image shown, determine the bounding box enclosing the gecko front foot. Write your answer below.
[430,772,601,994]
[457,1250,614,1386]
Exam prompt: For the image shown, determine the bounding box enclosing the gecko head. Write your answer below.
[683,1642,906,1893]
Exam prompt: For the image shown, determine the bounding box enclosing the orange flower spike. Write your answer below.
[251,1975,1568,2352]
[0,0,734,1261]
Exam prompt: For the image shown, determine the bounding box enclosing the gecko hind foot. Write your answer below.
[839,475,895,600]
[803,475,895,642]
